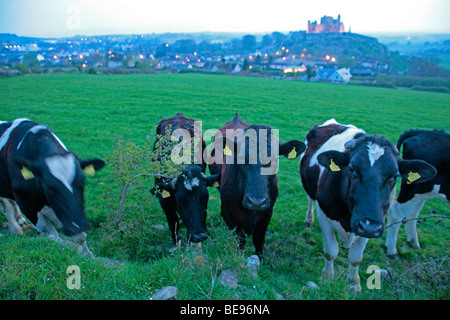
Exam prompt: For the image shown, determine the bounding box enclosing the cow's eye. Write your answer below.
[348,167,357,178]
[387,174,399,186]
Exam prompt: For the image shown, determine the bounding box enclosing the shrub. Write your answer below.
[14,63,31,75]
[97,131,183,261]
[88,67,97,74]
[411,86,450,94]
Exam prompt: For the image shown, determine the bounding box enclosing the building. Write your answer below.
[308,15,344,34]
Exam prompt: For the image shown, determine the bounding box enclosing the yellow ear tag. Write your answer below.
[288,147,297,159]
[161,190,171,198]
[329,159,341,172]
[83,164,96,177]
[224,145,232,156]
[212,181,219,188]
[21,166,35,180]
[407,171,421,184]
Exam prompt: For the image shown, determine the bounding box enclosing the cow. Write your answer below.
[151,113,221,244]
[299,119,436,291]
[0,118,106,256]
[386,129,449,257]
[210,113,306,256]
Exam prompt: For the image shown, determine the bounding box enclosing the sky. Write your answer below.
[0,0,449,38]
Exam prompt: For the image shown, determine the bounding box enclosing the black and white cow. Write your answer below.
[386,129,449,256]
[151,113,221,244]
[211,114,306,256]
[0,118,105,256]
[300,119,436,291]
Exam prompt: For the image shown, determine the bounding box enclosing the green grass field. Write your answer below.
[0,73,449,300]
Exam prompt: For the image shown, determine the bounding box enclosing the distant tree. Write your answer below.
[242,35,256,50]
[261,34,273,47]
[243,59,249,70]
[271,32,287,44]
[14,63,31,75]
[408,56,450,77]
[231,38,242,51]
[22,54,39,69]
[337,57,356,69]
[305,67,316,81]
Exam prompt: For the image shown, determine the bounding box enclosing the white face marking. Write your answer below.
[367,142,385,167]
[51,132,68,151]
[184,177,200,191]
[310,121,365,173]
[45,154,76,193]
[0,118,30,151]
[17,125,48,150]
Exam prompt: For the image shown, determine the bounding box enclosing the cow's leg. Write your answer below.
[36,207,61,239]
[252,214,272,257]
[1,198,23,235]
[72,232,94,258]
[304,195,315,228]
[404,199,426,249]
[386,199,424,256]
[160,199,179,244]
[12,201,30,229]
[347,236,369,293]
[236,227,246,251]
[317,203,338,278]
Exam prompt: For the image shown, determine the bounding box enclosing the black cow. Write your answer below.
[211,114,305,256]
[300,119,436,291]
[386,129,449,256]
[152,113,221,244]
[0,118,105,256]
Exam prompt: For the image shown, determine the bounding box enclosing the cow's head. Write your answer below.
[154,165,221,243]
[222,124,306,211]
[15,152,105,236]
[318,135,436,238]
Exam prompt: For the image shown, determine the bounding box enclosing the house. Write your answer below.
[328,67,352,83]
[312,67,352,83]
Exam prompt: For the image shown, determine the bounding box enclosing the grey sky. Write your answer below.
[0,0,449,37]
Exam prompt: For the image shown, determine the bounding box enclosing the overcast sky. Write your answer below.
[0,0,449,38]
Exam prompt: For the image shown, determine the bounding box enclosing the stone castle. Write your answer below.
[307,15,345,34]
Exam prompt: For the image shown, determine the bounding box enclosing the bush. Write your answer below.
[14,63,31,75]
[411,86,450,93]
[88,67,97,75]
[97,132,183,261]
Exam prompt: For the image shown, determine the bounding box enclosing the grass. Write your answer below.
[0,73,449,300]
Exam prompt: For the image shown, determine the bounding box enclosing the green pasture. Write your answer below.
[0,73,449,300]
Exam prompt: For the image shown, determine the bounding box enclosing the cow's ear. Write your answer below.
[279,140,306,159]
[14,156,42,180]
[317,151,350,172]
[398,159,437,184]
[205,173,221,188]
[78,158,106,177]
[221,136,236,158]
[151,180,175,198]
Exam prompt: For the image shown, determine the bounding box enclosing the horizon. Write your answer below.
[1,0,449,38]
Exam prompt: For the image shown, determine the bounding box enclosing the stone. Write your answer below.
[246,254,260,278]
[151,286,178,300]
[305,281,319,289]
[218,269,238,289]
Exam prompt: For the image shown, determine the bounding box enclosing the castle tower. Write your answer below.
[337,14,341,33]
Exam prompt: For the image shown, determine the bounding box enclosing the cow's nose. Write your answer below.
[356,219,384,238]
[243,195,270,211]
